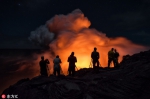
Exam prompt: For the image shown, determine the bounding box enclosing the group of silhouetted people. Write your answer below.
[39,52,77,77]
[108,48,120,68]
[39,47,120,77]
[39,56,50,77]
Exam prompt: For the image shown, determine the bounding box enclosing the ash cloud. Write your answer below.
[28,25,54,48]
[1,9,149,94]
[46,9,91,33]
[28,9,149,72]
[29,9,90,47]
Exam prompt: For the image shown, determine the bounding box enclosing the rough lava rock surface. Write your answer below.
[1,50,150,99]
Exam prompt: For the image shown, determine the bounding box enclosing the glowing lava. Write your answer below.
[29,9,149,75]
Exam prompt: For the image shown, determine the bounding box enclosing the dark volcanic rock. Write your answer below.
[1,50,150,99]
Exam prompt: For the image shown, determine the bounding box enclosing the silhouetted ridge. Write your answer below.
[2,49,150,99]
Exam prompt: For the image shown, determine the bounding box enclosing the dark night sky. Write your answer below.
[0,0,150,49]
[0,0,150,94]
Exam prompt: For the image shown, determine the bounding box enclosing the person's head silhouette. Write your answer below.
[41,56,44,60]
[56,55,59,58]
[94,47,97,51]
[71,52,74,56]
[111,48,114,51]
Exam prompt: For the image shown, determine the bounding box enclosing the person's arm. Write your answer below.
[91,52,93,59]
[67,57,70,62]
[53,59,55,64]
[75,57,77,62]
[98,52,100,59]
[118,52,120,57]
[59,58,62,63]
[45,59,50,64]
[108,51,110,58]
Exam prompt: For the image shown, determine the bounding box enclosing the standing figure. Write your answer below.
[114,49,120,68]
[108,48,115,68]
[91,47,100,69]
[53,55,62,76]
[39,56,50,76]
[67,52,77,76]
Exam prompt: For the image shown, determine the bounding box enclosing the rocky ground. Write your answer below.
[1,49,150,99]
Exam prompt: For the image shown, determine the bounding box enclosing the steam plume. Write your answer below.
[29,9,149,74]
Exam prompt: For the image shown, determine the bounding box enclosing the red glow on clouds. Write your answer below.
[29,9,149,75]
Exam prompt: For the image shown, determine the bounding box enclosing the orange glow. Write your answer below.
[48,29,147,75]
[31,9,149,75]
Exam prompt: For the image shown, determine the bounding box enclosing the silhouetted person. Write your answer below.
[68,52,77,76]
[114,49,120,68]
[39,56,50,77]
[53,55,62,76]
[108,48,115,68]
[91,47,100,69]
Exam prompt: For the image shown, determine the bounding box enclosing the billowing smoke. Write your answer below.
[29,9,149,74]
[1,9,149,93]
[29,25,54,48]
[47,9,90,33]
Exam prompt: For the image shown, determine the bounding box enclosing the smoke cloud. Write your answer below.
[29,25,54,47]
[29,9,149,74]
[1,9,149,94]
